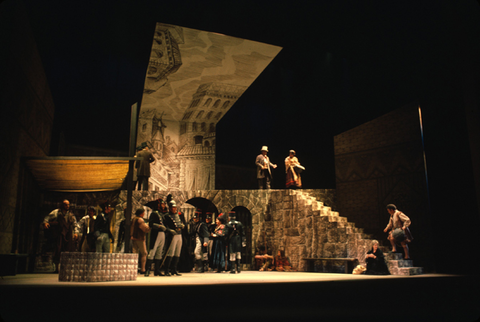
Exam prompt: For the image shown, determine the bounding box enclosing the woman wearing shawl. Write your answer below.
[285,150,303,189]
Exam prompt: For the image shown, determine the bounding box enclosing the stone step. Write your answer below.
[393,267,424,276]
[320,207,332,216]
[387,259,414,269]
[386,252,405,261]
[311,202,324,210]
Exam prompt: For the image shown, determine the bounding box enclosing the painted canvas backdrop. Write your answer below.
[137,23,282,191]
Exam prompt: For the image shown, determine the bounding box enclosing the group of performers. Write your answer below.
[42,197,412,276]
[134,194,247,276]
[42,200,114,272]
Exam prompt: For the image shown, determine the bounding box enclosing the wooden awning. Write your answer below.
[24,157,138,192]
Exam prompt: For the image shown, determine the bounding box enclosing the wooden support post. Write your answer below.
[124,102,139,253]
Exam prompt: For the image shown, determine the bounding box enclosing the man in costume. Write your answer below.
[205,213,216,271]
[94,203,114,253]
[135,142,155,190]
[192,210,210,273]
[131,208,151,274]
[42,199,78,272]
[225,211,246,274]
[145,199,168,276]
[163,195,185,276]
[76,206,96,252]
[383,204,413,259]
[255,146,277,189]
[255,246,274,271]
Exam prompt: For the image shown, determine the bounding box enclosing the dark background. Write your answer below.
[20,0,480,189]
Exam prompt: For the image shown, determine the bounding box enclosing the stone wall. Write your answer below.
[0,0,54,255]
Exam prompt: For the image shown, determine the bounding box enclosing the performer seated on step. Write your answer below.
[255,246,274,271]
[365,240,390,275]
[383,204,413,260]
[273,249,296,272]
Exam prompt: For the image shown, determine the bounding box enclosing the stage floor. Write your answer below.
[0,270,456,286]
[1,271,479,322]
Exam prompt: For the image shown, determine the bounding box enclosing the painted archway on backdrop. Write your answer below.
[231,206,253,265]
[137,23,282,191]
[184,197,219,222]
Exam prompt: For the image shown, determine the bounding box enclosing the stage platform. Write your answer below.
[1,271,479,322]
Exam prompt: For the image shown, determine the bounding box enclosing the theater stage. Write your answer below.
[1,271,479,322]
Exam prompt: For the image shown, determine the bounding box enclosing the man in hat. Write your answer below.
[383,204,413,259]
[163,196,185,276]
[135,142,155,191]
[256,146,277,189]
[131,208,151,273]
[94,203,114,253]
[225,211,246,274]
[145,199,168,276]
[192,210,210,273]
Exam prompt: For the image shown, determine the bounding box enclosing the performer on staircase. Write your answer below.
[383,204,413,260]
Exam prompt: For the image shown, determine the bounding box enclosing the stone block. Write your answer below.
[338,228,347,243]
[327,222,338,230]
[273,209,283,221]
[386,253,404,261]
[323,243,335,257]
[317,232,328,244]
[334,243,347,257]
[298,218,305,231]
[284,215,291,228]
[327,229,339,243]
[336,222,345,228]
[286,236,302,246]
[346,241,358,258]
[305,216,313,227]
[388,259,413,269]
[397,267,423,276]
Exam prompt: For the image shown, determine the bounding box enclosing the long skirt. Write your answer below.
[286,168,302,188]
[211,239,226,271]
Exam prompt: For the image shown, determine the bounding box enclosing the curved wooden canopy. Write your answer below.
[25,157,138,192]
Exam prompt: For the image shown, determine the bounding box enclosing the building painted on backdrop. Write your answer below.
[136,23,282,191]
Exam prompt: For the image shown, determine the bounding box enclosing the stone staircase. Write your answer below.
[287,189,423,275]
[384,249,424,276]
